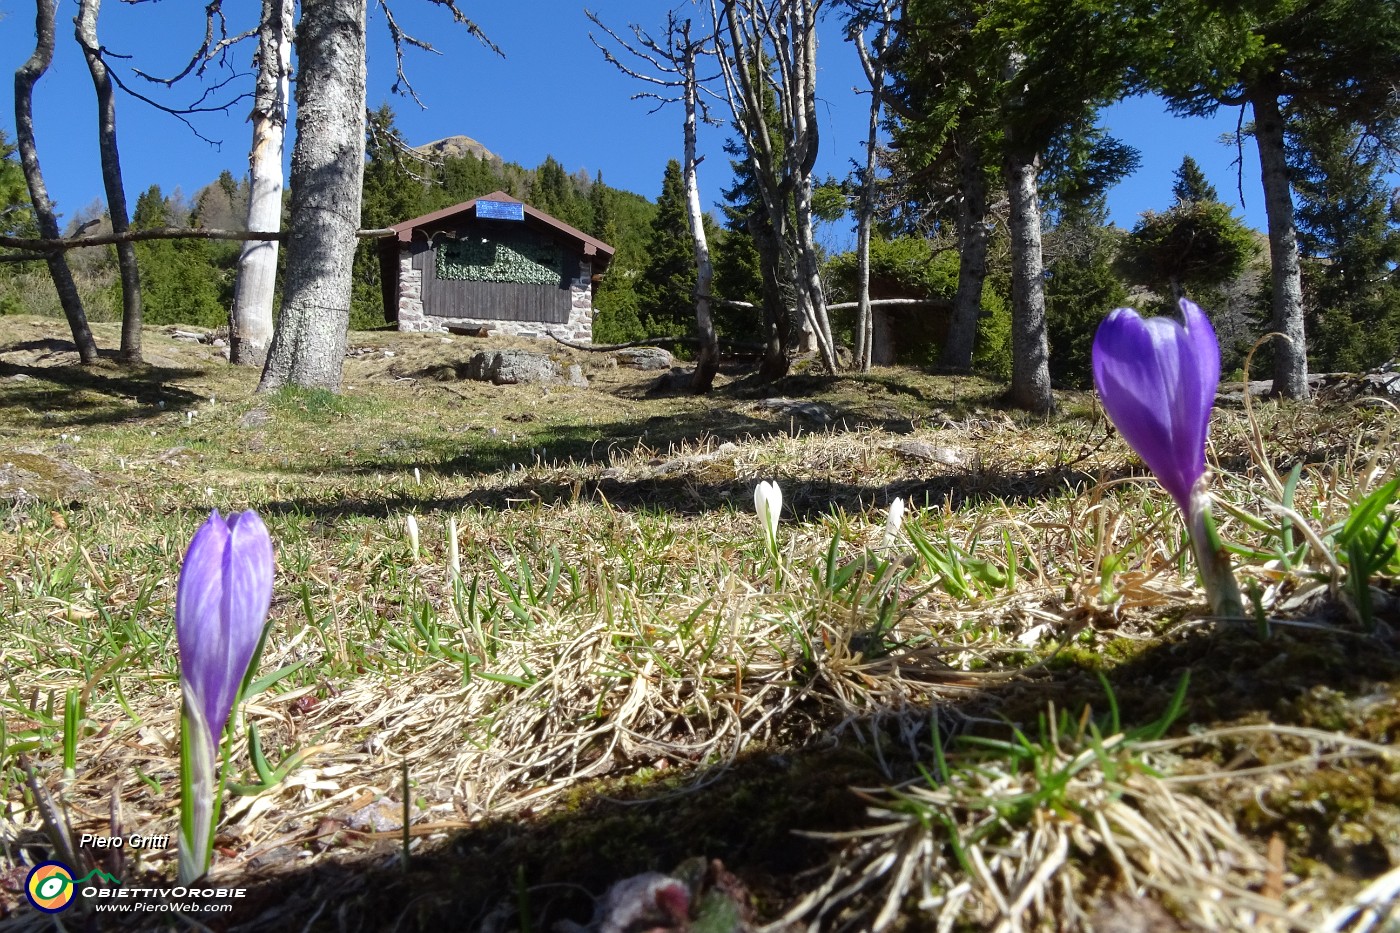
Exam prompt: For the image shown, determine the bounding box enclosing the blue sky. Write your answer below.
[0,0,1268,248]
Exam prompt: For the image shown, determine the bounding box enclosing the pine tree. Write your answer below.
[127,185,227,327]
[0,129,38,315]
[351,105,426,329]
[1291,108,1400,371]
[1044,200,1129,388]
[636,160,698,333]
[1172,155,1217,203]
[1119,155,1257,300]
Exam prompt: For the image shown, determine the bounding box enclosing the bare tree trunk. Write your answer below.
[787,1,837,371]
[258,0,367,393]
[1251,88,1309,400]
[679,28,719,394]
[714,0,836,374]
[939,136,989,373]
[1004,148,1053,414]
[15,0,99,364]
[751,213,789,380]
[848,0,894,372]
[231,0,293,368]
[75,0,142,363]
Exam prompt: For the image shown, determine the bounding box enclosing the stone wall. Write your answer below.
[394,247,594,343]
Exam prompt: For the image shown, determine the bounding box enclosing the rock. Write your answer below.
[889,439,968,466]
[238,407,271,429]
[0,449,99,505]
[616,347,674,370]
[464,349,561,385]
[651,442,738,477]
[1355,371,1400,397]
[567,363,589,388]
[646,366,696,395]
[755,396,835,424]
[211,337,227,348]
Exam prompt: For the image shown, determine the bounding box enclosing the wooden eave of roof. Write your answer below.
[385,191,614,265]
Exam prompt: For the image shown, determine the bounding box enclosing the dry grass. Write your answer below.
[1,315,1398,931]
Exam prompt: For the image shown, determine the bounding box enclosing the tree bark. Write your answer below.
[15,0,99,364]
[716,0,835,374]
[75,0,142,363]
[786,1,837,372]
[849,2,894,372]
[231,0,293,368]
[939,135,989,373]
[751,212,789,380]
[1251,88,1309,399]
[258,0,367,393]
[680,27,719,394]
[1004,148,1053,414]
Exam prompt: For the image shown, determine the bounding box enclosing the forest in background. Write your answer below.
[2,0,1398,394]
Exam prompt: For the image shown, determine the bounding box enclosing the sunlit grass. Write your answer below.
[1,315,1398,928]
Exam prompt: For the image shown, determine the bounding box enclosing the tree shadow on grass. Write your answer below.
[180,612,1400,932]
[258,455,1111,525]
[0,341,206,427]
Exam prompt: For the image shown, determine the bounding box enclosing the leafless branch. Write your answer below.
[105,65,250,147]
[128,0,254,85]
[587,8,723,123]
[375,0,502,106]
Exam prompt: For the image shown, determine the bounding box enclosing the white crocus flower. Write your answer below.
[754,480,782,555]
[882,497,905,551]
[405,514,420,561]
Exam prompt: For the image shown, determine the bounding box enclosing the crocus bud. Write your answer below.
[883,497,905,550]
[1091,297,1220,515]
[177,509,273,883]
[1093,299,1242,617]
[754,480,782,553]
[178,510,274,746]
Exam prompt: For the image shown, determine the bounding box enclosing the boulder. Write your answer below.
[755,396,835,424]
[463,350,561,385]
[616,347,674,370]
[0,449,99,505]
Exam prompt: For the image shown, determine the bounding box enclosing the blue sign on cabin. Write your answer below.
[476,199,525,221]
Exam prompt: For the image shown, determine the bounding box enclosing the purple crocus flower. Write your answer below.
[176,509,274,741]
[1092,298,1221,514]
[176,509,273,883]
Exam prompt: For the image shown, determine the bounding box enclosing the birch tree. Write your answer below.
[75,0,143,363]
[713,0,838,374]
[258,0,498,391]
[588,10,723,392]
[257,0,368,392]
[842,0,896,372]
[14,0,99,364]
[230,0,293,367]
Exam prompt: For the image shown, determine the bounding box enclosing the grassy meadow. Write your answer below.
[1,314,1398,931]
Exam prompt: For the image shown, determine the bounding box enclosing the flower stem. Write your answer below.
[1187,489,1245,620]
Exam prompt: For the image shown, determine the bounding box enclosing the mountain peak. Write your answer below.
[415,135,499,163]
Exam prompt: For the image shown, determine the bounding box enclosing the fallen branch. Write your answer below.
[709,296,949,312]
[549,333,693,352]
[0,226,397,253]
[548,332,765,354]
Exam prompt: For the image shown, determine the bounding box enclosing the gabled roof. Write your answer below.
[385,191,614,268]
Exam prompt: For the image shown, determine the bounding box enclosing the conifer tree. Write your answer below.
[636,159,698,333]
[1119,155,1257,301]
[1291,108,1400,372]
[1172,155,1217,203]
[1145,0,1400,397]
